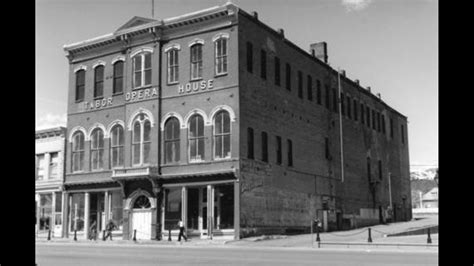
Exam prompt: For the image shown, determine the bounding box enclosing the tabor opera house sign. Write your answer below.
[82,87,159,111]
[177,79,214,94]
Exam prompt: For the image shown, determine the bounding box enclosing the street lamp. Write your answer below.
[434,169,439,187]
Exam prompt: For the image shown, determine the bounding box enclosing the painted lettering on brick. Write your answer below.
[178,79,214,95]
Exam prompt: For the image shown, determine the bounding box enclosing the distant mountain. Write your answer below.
[410,166,437,180]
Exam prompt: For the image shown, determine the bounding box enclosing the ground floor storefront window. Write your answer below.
[69,193,85,232]
[39,194,52,231]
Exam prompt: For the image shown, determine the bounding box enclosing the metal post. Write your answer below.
[47,230,51,241]
[368,228,373,243]
[102,230,106,241]
[427,228,432,244]
[168,228,171,241]
[316,223,321,242]
[133,229,137,242]
[311,220,313,247]
[74,230,77,241]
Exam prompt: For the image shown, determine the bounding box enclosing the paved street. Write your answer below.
[36,243,438,266]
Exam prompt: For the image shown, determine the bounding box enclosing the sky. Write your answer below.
[35,0,438,168]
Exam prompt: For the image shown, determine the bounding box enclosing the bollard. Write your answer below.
[168,228,172,241]
[133,229,137,242]
[427,228,432,244]
[47,230,51,241]
[103,230,106,241]
[74,230,77,241]
[368,228,373,243]
[316,225,321,242]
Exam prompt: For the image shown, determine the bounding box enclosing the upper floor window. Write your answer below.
[246,42,253,73]
[75,70,85,102]
[346,95,351,119]
[132,114,151,165]
[113,61,124,94]
[360,103,365,124]
[274,56,280,86]
[36,154,45,180]
[247,127,254,159]
[316,80,321,105]
[298,71,303,99]
[189,115,205,162]
[401,124,405,144]
[353,99,358,121]
[133,52,152,88]
[372,109,376,130]
[164,117,180,164]
[110,125,124,168]
[276,136,282,165]
[333,89,338,113]
[215,37,228,75]
[390,118,394,139]
[287,139,293,167]
[382,115,386,134]
[260,49,267,80]
[167,49,179,84]
[285,63,291,91]
[90,128,104,170]
[366,106,371,128]
[72,131,85,172]
[94,65,104,98]
[261,131,268,162]
[377,112,381,132]
[190,44,203,80]
[49,152,59,179]
[307,75,313,101]
[214,111,231,159]
[340,92,345,116]
[325,85,330,109]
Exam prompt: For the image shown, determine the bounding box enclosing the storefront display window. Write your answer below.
[164,188,181,230]
[39,194,52,230]
[70,193,85,232]
[110,190,123,230]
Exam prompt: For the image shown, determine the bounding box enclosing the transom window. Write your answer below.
[113,61,124,94]
[215,37,228,75]
[214,111,231,159]
[110,125,124,168]
[72,131,85,172]
[190,44,203,80]
[167,49,179,84]
[133,52,152,88]
[188,114,205,162]
[164,117,180,164]
[132,114,151,165]
[133,195,151,209]
[90,128,104,170]
[94,65,104,98]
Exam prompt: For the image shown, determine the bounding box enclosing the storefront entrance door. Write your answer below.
[132,210,151,240]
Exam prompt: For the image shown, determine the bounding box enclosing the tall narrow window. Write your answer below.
[340,93,345,116]
[75,70,85,102]
[90,128,104,170]
[377,112,381,132]
[260,49,267,80]
[72,131,85,172]
[214,111,231,159]
[378,160,383,180]
[353,99,358,121]
[287,139,293,167]
[132,114,151,165]
[246,42,253,73]
[167,49,179,83]
[37,154,45,180]
[366,106,371,128]
[133,52,152,88]
[276,136,282,165]
[316,80,321,105]
[49,152,59,179]
[390,118,394,139]
[164,118,180,164]
[215,37,228,75]
[347,96,351,119]
[307,75,313,101]
[333,89,338,113]
[113,61,124,94]
[189,115,205,162]
[360,103,365,124]
[247,127,254,159]
[382,115,386,134]
[325,137,330,160]
[286,63,291,91]
[401,124,405,144]
[261,131,268,162]
[110,125,124,168]
[297,71,303,98]
[367,157,372,182]
[325,85,330,109]
[190,44,203,80]
[94,65,104,98]
[274,56,280,86]
[372,109,376,130]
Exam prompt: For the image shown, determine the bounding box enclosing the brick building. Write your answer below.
[62,3,411,240]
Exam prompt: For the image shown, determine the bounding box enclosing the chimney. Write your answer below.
[341,70,346,77]
[252,11,258,20]
[367,86,371,93]
[310,42,328,64]
[355,79,360,85]
[278,28,285,37]
[377,93,381,99]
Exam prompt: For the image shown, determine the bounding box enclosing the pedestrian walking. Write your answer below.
[104,219,116,241]
[88,220,97,240]
[177,219,187,242]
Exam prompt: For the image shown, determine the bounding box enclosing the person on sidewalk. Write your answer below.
[177,219,187,242]
[104,219,116,241]
[88,220,97,241]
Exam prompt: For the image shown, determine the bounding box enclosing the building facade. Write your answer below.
[36,127,67,238]
[62,3,411,240]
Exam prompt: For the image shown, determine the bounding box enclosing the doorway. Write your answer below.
[131,195,152,240]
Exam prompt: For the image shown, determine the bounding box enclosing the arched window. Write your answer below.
[94,65,104,98]
[110,125,124,168]
[72,131,85,172]
[90,128,104,170]
[167,49,179,84]
[113,61,124,94]
[190,44,203,80]
[215,37,228,75]
[164,117,180,164]
[133,52,152,88]
[188,114,204,162]
[75,70,85,102]
[132,114,151,165]
[133,195,151,209]
[214,111,230,159]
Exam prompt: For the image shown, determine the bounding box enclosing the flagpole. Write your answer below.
[338,68,345,183]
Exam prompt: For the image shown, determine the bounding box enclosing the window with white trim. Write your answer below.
[94,65,104,98]
[133,52,152,88]
[90,128,104,170]
[190,44,203,80]
[167,49,179,84]
[188,114,205,162]
[113,61,124,94]
[132,114,151,165]
[215,37,228,75]
[49,152,59,179]
[72,131,85,172]
[75,70,85,102]
[36,154,45,180]
[110,125,124,168]
[164,117,180,164]
[214,111,231,159]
